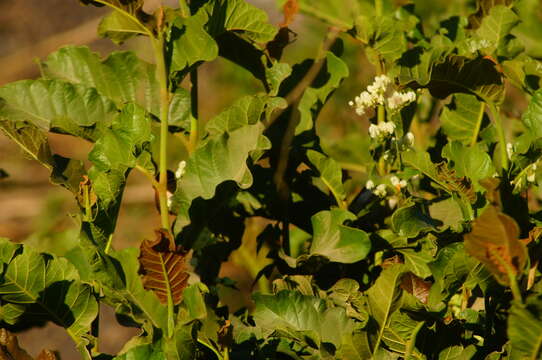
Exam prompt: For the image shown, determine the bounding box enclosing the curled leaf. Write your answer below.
[139,230,189,305]
[464,206,527,285]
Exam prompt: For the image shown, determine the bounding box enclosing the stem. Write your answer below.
[189,69,199,153]
[404,321,424,360]
[197,339,223,360]
[104,234,113,254]
[152,34,171,231]
[492,250,522,303]
[470,102,485,146]
[375,0,383,16]
[488,103,508,171]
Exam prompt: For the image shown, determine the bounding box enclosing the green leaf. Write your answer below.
[367,264,407,354]
[0,120,54,169]
[429,198,465,232]
[512,0,542,58]
[81,0,150,44]
[519,88,542,151]
[442,141,495,190]
[168,88,191,130]
[169,11,219,74]
[43,46,160,115]
[205,0,278,43]
[391,202,438,238]
[296,52,349,134]
[0,240,98,347]
[307,150,346,207]
[475,5,521,56]
[89,103,153,171]
[508,296,542,359]
[354,15,407,63]
[253,290,355,349]
[114,342,164,360]
[309,209,371,264]
[109,248,168,330]
[440,93,487,145]
[0,79,117,141]
[171,123,270,218]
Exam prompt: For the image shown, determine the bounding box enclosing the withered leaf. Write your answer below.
[280,0,299,28]
[139,229,189,305]
[400,272,431,304]
[464,206,527,285]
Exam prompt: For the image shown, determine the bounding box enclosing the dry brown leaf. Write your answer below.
[139,229,189,305]
[400,272,431,304]
[280,0,299,28]
[464,206,527,285]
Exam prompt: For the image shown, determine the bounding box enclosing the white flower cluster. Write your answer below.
[404,132,415,146]
[390,175,407,189]
[366,179,387,197]
[349,75,392,116]
[387,91,416,111]
[467,38,491,53]
[368,121,396,139]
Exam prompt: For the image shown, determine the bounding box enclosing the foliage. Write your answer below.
[1,0,542,358]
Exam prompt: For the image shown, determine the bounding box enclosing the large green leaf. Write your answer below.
[306,150,346,207]
[0,240,98,347]
[366,264,407,354]
[110,248,168,330]
[475,5,521,57]
[89,103,153,171]
[169,10,219,74]
[354,15,407,63]
[43,46,160,115]
[205,0,278,43]
[442,141,495,190]
[171,123,270,217]
[440,93,487,145]
[309,209,371,264]
[508,296,542,359]
[253,290,355,350]
[391,203,438,238]
[512,0,542,58]
[81,0,151,44]
[0,79,117,141]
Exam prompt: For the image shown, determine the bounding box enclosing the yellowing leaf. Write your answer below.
[464,206,527,285]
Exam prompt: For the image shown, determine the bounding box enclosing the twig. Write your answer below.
[266,27,340,128]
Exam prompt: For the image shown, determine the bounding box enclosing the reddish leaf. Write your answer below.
[464,206,527,285]
[280,0,299,28]
[139,229,189,305]
[400,272,431,304]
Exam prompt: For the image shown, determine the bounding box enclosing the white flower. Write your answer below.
[349,75,391,115]
[387,90,416,111]
[366,179,375,190]
[527,163,538,183]
[369,124,380,138]
[390,176,407,189]
[506,143,514,159]
[527,173,536,183]
[379,121,396,135]
[405,132,414,146]
[167,192,173,209]
[175,160,187,179]
[374,184,387,197]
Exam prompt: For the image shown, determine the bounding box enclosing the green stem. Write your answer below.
[404,322,424,359]
[492,250,522,303]
[189,69,199,153]
[197,339,223,360]
[488,103,508,171]
[152,34,171,231]
[104,234,113,254]
[470,102,486,146]
[375,0,383,16]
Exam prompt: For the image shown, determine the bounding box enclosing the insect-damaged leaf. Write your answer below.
[464,206,527,285]
[139,230,189,305]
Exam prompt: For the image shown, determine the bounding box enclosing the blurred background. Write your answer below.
[1,0,526,358]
